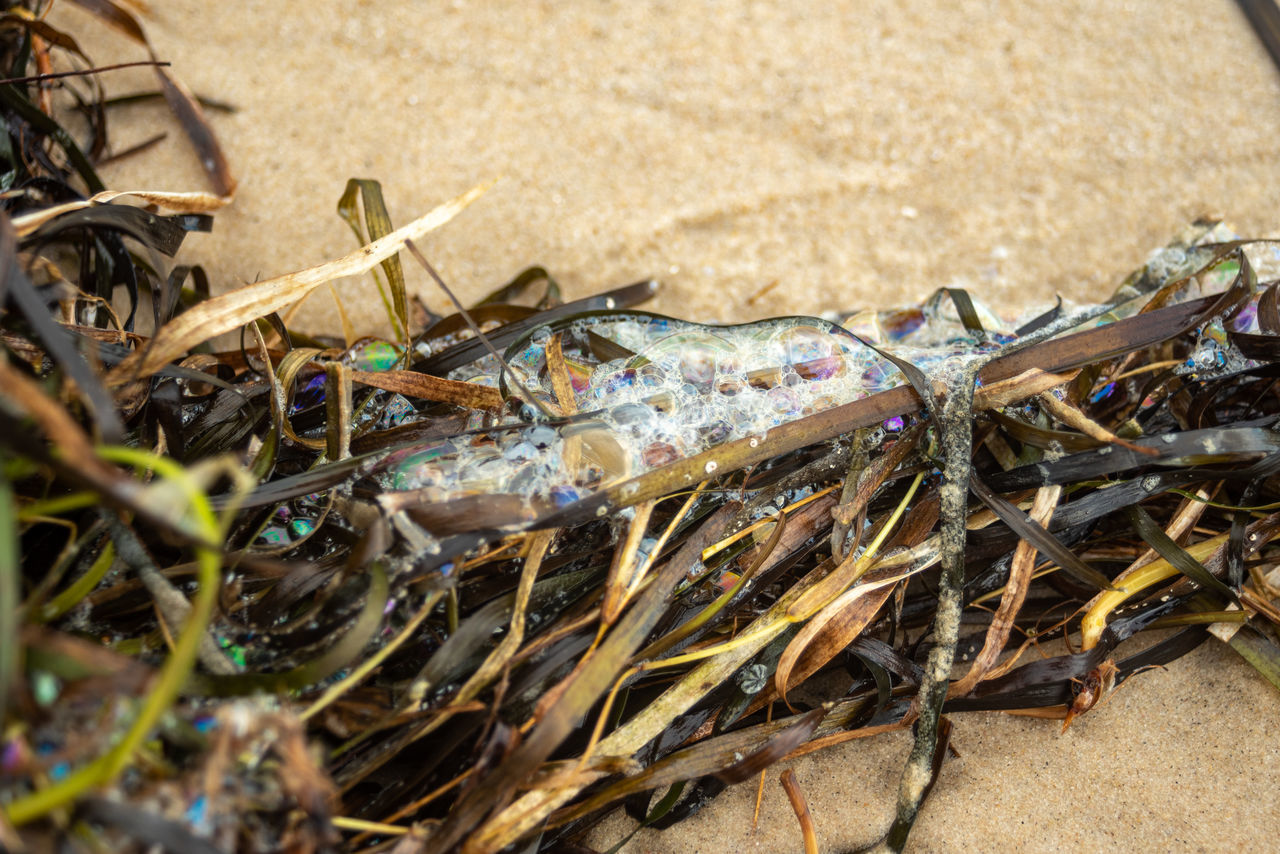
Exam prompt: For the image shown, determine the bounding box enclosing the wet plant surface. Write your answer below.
[2,4,1280,853]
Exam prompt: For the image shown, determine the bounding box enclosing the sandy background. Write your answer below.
[51,0,1280,850]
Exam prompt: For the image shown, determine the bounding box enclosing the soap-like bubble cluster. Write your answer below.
[358,232,1280,524]
[378,306,1013,509]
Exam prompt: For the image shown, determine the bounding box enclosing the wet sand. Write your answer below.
[60,1,1280,849]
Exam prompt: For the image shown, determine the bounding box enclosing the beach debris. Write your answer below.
[3,5,1280,853]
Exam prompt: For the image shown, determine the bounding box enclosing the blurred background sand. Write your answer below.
[56,0,1280,849]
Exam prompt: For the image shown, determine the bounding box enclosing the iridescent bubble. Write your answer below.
[634,331,736,389]
[290,372,326,413]
[727,406,760,436]
[564,357,595,393]
[1089,382,1117,404]
[549,485,580,506]
[862,358,901,391]
[456,447,507,491]
[804,393,841,416]
[376,394,417,429]
[610,402,658,435]
[635,363,667,390]
[1227,294,1260,334]
[345,338,402,372]
[766,386,802,417]
[716,374,747,396]
[677,399,710,427]
[257,526,291,546]
[523,424,559,448]
[700,419,733,444]
[592,366,639,400]
[507,464,544,495]
[880,307,926,340]
[541,354,594,397]
[392,442,457,489]
[288,517,315,538]
[1203,319,1228,346]
[502,441,538,463]
[1202,258,1240,291]
[770,325,848,381]
[841,309,886,345]
[642,441,680,467]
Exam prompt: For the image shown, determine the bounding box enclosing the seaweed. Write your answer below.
[2,6,1280,854]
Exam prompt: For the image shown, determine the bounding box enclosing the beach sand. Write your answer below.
[56,0,1280,849]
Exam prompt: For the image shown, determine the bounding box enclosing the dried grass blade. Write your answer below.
[324,362,352,461]
[774,573,901,710]
[1037,390,1157,456]
[9,190,227,237]
[546,709,824,830]
[638,510,786,662]
[449,503,741,853]
[972,368,1076,410]
[545,332,578,414]
[602,500,655,624]
[110,182,489,382]
[347,368,501,410]
[951,484,1061,696]
[451,530,555,705]
[336,179,408,346]
[718,709,826,785]
[779,768,820,854]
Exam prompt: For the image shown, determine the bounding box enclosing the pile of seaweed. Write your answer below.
[2,5,1280,854]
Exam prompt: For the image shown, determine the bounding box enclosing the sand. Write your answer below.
[50,0,1280,850]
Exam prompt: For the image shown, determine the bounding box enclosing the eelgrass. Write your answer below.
[2,4,1280,854]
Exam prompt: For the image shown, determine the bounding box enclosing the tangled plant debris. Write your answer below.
[2,3,1280,853]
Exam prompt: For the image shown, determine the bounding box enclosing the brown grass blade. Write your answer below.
[108,183,490,383]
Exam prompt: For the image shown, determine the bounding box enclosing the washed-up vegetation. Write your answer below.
[2,3,1279,852]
